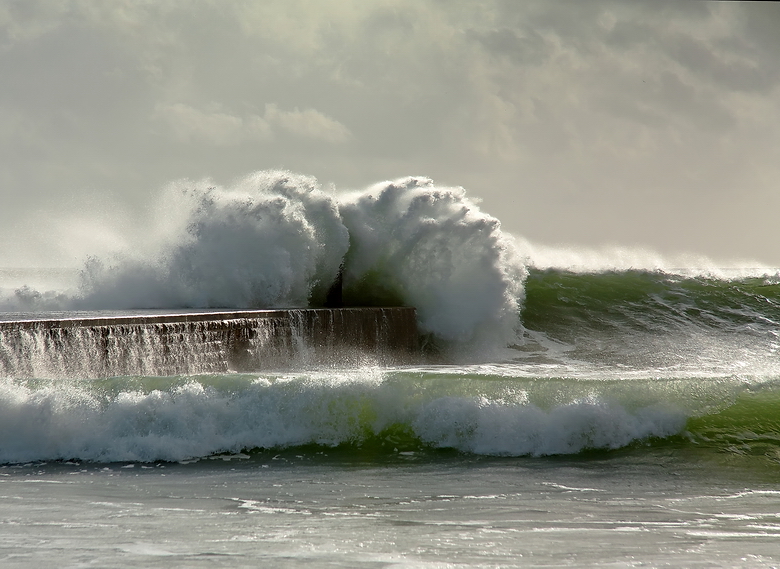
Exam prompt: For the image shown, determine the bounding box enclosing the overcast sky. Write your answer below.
[1,0,779,268]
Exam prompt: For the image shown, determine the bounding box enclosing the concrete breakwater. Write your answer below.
[0,308,419,379]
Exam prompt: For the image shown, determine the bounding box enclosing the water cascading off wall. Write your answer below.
[0,308,419,379]
[0,173,524,379]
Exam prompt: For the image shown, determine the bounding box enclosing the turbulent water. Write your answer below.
[2,268,779,466]
[2,171,779,567]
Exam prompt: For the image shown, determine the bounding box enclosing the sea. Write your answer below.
[1,172,779,567]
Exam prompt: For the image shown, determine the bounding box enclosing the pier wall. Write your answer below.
[0,308,419,379]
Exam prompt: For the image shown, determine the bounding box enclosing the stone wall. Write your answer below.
[0,308,419,379]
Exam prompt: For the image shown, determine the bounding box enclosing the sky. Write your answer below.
[1,0,779,268]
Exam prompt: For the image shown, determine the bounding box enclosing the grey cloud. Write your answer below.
[154,103,272,146]
[469,27,548,66]
[657,70,736,132]
[153,102,351,146]
[592,93,666,129]
[665,33,774,93]
[2,0,780,267]
[0,23,145,118]
[264,104,352,143]
[604,19,655,49]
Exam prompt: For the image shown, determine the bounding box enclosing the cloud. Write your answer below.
[154,102,351,146]
[264,103,352,143]
[2,0,780,266]
[154,103,272,146]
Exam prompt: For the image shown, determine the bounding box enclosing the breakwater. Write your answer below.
[0,308,419,379]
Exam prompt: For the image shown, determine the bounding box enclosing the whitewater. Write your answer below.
[2,170,780,567]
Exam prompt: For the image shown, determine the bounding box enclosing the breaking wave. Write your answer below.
[1,171,524,351]
[0,369,691,464]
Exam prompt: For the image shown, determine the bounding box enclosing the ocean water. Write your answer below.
[1,172,780,567]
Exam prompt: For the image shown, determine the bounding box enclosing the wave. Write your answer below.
[0,369,680,464]
[517,239,777,278]
[4,169,779,360]
[3,368,779,465]
[3,169,779,467]
[0,171,523,352]
[518,268,780,371]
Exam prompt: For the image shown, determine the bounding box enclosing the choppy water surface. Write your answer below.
[3,445,780,568]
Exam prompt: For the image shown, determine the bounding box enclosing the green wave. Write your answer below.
[685,386,780,454]
[7,370,780,464]
[518,268,780,369]
[522,268,780,337]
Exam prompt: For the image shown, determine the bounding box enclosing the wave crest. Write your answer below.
[1,171,526,350]
[340,176,525,347]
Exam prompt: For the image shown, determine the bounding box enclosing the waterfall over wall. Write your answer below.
[0,308,419,379]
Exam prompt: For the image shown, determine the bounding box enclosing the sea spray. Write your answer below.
[1,171,527,352]
[339,177,526,353]
[74,171,350,310]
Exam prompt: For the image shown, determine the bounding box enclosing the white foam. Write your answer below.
[0,372,687,464]
[74,171,349,310]
[1,171,528,353]
[413,396,685,456]
[340,177,526,352]
[516,239,779,279]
